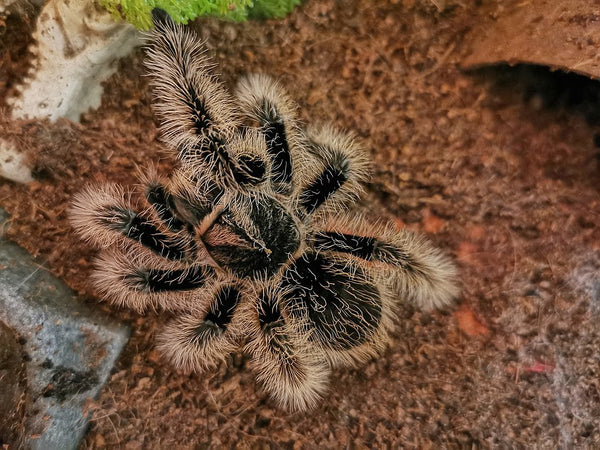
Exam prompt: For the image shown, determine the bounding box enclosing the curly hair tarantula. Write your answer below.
[70,9,459,411]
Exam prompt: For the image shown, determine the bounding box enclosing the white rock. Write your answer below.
[0,139,33,183]
[9,0,141,122]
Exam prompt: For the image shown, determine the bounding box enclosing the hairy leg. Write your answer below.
[70,183,193,261]
[91,248,217,313]
[313,215,460,310]
[296,125,371,217]
[148,11,268,189]
[243,287,330,411]
[156,282,245,372]
[235,74,307,194]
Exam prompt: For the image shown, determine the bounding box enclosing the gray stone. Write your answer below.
[0,208,129,450]
[0,319,26,447]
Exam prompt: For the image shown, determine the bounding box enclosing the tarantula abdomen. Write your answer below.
[282,253,383,350]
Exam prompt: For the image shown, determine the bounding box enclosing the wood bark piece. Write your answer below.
[460,0,600,79]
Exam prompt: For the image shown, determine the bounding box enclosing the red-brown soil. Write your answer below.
[1,0,599,447]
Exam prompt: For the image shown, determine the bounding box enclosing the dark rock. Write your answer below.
[0,208,130,449]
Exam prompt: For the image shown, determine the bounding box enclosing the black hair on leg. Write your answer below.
[235,74,303,194]
[298,151,351,215]
[243,289,330,412]
[130,265,215,292]
[156,283,245,373]
[117,208,189,260]
[203,284,242,331]
[90,249,217,313]
[70,184,190,260]
[146,183,187,232]
[297,125,371,216]
[315,216,460,311]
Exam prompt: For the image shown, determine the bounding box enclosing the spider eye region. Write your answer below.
[281,253,382,350]
[203,194,300,278]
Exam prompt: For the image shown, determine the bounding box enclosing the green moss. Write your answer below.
[248,0,301,19]
[100,0,301,30]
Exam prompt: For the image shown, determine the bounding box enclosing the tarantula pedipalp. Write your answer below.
[70,9,459,412]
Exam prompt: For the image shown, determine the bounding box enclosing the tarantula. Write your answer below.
[70,9,459,411]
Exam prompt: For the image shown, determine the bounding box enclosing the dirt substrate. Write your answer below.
[1,0,599,447]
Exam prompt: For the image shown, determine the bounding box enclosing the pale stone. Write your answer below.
[8,0,141,122]
[0,139,33,183]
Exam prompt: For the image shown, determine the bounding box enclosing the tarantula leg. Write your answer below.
[298,125,370,216]
[145,182,187,232]
[92,249,216,312]
[70,184,191,261]
[228,130,269,187]
[118,213,189,260]
[313,219,459,310]
[236,74,302,193]
[298,151,351,214]
[280,252,394,368]
[134,266,214,292]
[147,10,239,176]
[148,10,270,189]
[313,231,375,259]
[156,283,244,372]
[244,288,330,412]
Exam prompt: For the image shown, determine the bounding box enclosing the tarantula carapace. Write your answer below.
[70,9,459,411]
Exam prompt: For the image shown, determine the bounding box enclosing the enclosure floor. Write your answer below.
[1,0,599,447]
